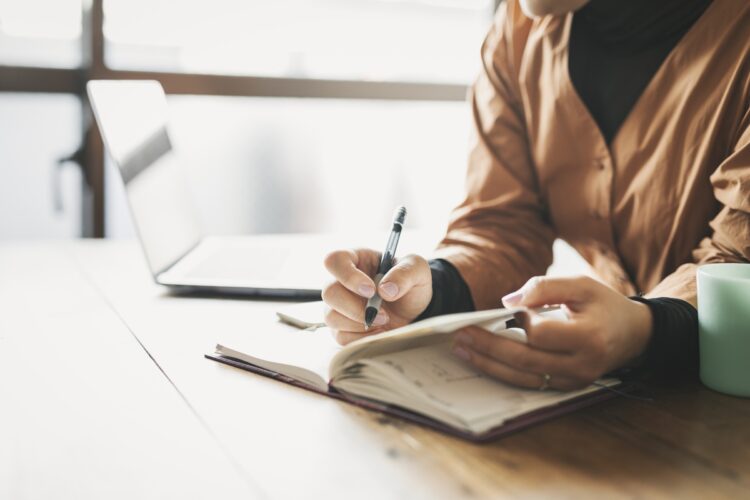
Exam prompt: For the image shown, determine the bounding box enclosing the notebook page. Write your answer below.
[334,340,618,434]
[329,307,525,374]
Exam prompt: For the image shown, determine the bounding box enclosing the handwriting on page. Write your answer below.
[369,342,536,419]
[383,356,480,385]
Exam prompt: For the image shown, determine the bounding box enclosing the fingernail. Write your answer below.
[380,282,398,299]
[373,312,388,326]
[358,284,375,298]
[502,289,523,306]
[452,345,471,361]
[455,331,473,346]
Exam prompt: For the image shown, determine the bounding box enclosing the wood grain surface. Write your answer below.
[2,240,748,499]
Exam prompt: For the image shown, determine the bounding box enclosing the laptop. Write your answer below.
[87,80,327,299]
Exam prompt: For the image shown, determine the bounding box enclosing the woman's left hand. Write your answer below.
[451,276,654,390]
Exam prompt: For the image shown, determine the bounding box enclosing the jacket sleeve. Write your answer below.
[433,0,556,310]
[647,107,750,305]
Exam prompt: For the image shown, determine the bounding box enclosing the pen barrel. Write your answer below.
[366,273,385,312]
[365,207,406,327]
[377,224,402,276]
[366,295,383,313]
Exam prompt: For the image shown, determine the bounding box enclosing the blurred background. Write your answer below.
[0,0,499,240]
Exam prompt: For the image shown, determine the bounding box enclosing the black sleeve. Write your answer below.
[628,296,699,378]
[415,259,475,321]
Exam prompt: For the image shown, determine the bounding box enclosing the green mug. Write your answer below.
[697,263,750,397]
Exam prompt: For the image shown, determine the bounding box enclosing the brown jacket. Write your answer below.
[435,0,750,310]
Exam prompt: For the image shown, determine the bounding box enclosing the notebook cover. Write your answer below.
[205,353,622,443]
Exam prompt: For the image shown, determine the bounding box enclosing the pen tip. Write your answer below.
[364,307,378,329]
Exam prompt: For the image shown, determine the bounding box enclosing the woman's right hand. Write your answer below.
[322,248,433,345]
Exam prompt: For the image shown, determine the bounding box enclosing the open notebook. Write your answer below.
[206,306,620,442]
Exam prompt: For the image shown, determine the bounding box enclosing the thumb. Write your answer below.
[502,276,592,308]
[377,254,430,302]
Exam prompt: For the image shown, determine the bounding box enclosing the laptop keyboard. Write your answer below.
[184,245,290,281]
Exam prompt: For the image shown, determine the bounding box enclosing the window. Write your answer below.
[0,93,83,238]
[0,0,497,238]
[0,0,82,68]
[103,0,492,84]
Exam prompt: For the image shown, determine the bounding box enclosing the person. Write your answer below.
[321,0,750,391]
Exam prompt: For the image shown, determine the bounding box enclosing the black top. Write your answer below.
[569,0,711,143]
[420,0,712,377]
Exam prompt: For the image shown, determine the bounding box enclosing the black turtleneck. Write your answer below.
[569,0,711,143]
[420,0,712,378]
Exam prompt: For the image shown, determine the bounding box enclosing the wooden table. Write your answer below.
[2,240,749,499]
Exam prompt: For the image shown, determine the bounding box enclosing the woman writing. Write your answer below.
[322,0,750,390]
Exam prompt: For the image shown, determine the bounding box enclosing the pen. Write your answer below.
[365,206,407,328]
[503,305,562,329]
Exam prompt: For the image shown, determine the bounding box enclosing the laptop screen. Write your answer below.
[87,80,202,276]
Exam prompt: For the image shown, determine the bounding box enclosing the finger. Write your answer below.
[452,345,583,390]
[455,326,578,376]
[323,307,388,333]
[378,254,430,302]
[321,281,372,323]
[323,249,379,298]
[452,345,541,388]
[516,312,590,351]
[332,327,386,346]
[502,276,594,309]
